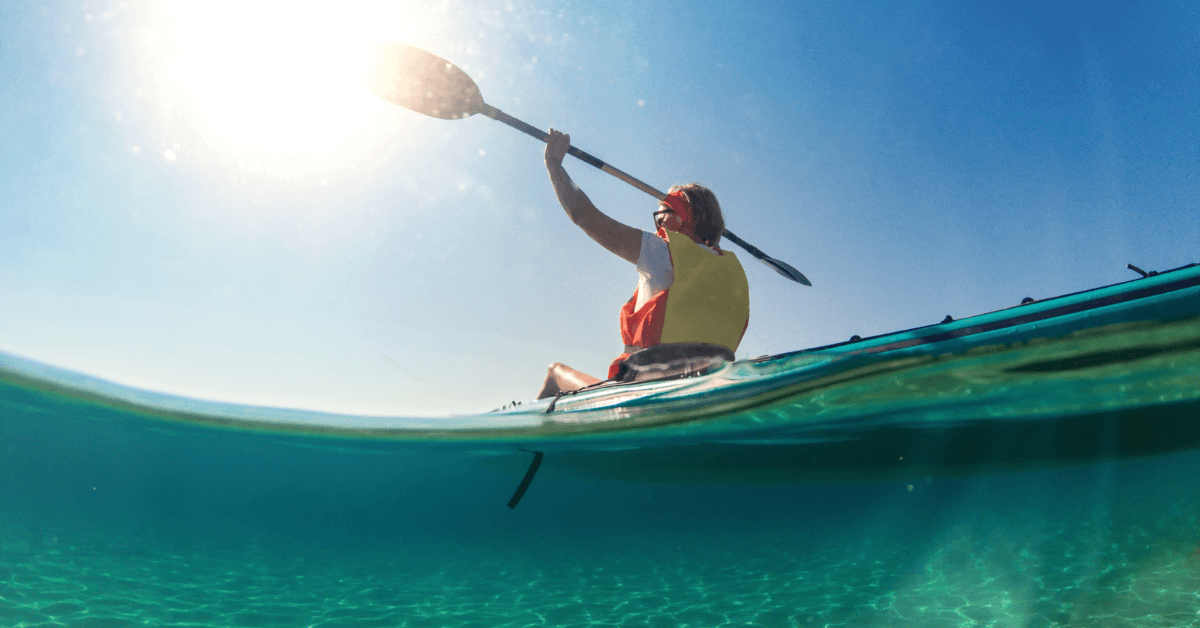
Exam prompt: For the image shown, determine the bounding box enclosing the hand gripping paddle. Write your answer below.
[368,41,811,286]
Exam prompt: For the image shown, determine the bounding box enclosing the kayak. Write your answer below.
[476,262,1200,493]
[2,262,1199,501]
[527,261,1200,421]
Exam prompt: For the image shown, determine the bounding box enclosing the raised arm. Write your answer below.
[544,129,642,264]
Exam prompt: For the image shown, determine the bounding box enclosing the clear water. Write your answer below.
[3,315,1200,627]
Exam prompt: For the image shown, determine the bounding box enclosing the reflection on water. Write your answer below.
[2,315,1200,626]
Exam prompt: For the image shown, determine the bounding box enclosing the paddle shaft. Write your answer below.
[479,104,666,199]
[481,106,811,284]
[480,104,787,268]
[478,104,811,285]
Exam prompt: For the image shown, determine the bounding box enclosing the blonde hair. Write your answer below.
[674,183,725,248]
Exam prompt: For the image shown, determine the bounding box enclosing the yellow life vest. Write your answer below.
[618,229,750,352]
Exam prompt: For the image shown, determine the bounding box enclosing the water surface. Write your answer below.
[2,315,1200,627]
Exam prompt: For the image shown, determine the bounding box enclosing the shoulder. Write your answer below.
[638,230,672,274]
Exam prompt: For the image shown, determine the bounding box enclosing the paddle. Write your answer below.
[368,41,811,286]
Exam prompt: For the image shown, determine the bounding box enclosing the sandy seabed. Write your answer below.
[2,505,1199,628]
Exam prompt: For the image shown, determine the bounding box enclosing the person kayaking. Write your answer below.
[536,129,750,399]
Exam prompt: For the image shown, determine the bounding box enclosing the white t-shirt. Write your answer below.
[634,231,719,310]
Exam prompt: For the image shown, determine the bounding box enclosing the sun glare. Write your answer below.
[147,0,438,178]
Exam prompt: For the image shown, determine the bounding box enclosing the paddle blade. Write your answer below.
[368,42,485,120]
[760,258,812,286]
[722,229,811,286]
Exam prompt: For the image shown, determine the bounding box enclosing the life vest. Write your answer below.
[609,229,750,377]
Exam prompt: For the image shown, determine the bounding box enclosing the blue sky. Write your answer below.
[2,0,1197,415]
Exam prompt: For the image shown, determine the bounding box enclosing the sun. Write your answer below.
[145,0,439,178]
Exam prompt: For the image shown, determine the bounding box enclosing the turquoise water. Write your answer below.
[3,314,1200,627]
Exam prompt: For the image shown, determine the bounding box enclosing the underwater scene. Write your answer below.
[3,307,1200,628]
